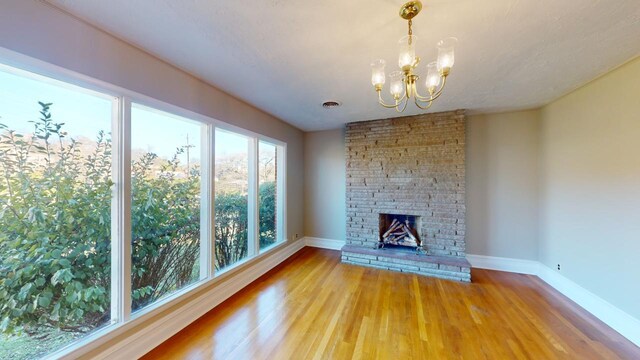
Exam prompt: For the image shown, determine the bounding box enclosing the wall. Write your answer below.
[539,57,640,320]
[305,112,541,262]
[466,110,540,260]
[0,0,304,242]
[304,129,346,240]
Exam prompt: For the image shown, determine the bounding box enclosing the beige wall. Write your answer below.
[304,129,346,240]
[466,110,540,260]
[0,1,304,241]
[539,57,640,319]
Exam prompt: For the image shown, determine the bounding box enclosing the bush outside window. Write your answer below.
[0,68,113,359]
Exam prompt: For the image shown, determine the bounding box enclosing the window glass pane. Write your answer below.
[259,141,278,249]
[0,67,112,359]
[130,105,201,313]
[214,129,249,270]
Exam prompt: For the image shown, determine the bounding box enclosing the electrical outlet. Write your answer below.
[557,264,561,270]
[295,233,300,239]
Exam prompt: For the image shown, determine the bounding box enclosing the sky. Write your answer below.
[0,65,250,163]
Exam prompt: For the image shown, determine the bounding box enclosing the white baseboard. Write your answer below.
[466,254,539,275]
[304,236,345,250]
[75,240,306,360]
[468,253,640,347]
[536,265,640,347]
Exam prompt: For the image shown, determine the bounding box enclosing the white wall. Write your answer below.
[539,57,640,320]
[304,129,346,241]
[466,110,540,260]
[0,0,304,243]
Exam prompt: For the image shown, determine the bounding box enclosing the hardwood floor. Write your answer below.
[142,248,639,359]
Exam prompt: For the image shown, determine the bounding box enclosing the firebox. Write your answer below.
[378,213,421,249]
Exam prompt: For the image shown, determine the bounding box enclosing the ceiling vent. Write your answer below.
[322,101,341,109]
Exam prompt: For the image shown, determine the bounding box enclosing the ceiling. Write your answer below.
[47,0,640,131]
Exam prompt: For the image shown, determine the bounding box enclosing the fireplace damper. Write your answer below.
[378,213,421,249]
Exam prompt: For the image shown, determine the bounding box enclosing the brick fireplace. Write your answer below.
[341,110,471,282]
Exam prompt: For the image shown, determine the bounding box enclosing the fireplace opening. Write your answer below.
[378,213,421,249]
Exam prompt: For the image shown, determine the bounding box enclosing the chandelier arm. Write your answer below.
[414,87,433,101]
[398,91,407,104]
[431,75,449,98]
[414,96,434,110]
[395,96,410,113]
[415,88,445,104]
[377,90,402,109]
[405,81,411,99]
[414,75,448,101]
[409,79,417,99]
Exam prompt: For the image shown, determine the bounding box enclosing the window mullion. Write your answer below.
[277,145,286,243]
[200,124,215,279]
[111,96,132,323]
[248,138,259,256]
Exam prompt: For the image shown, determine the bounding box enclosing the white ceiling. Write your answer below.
[47,0,640,131]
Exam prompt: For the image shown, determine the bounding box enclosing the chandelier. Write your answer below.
[370,1,456,112]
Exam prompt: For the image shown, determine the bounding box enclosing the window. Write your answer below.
[130,105,203,313]
[258,141,279,249]
[0,59,286,359]
[214,129,250,271]
[0,66,113,359]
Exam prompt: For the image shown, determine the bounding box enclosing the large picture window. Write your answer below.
[0,66,113,359]
[0,59,286,359]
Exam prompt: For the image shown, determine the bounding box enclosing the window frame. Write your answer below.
[257,139,286,249]
[0,46,288,360]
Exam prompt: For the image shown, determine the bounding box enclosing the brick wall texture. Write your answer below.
[345,110,466,258]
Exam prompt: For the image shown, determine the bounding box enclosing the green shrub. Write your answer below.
[0,103,112,334]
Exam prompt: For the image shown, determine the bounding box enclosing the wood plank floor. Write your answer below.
[142,248,639,360]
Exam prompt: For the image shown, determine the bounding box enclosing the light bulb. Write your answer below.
[437,37,457,74]
[426,61,440,92]
[370,59,386,88]
[389,71,404,99]
[398,35,417,70]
